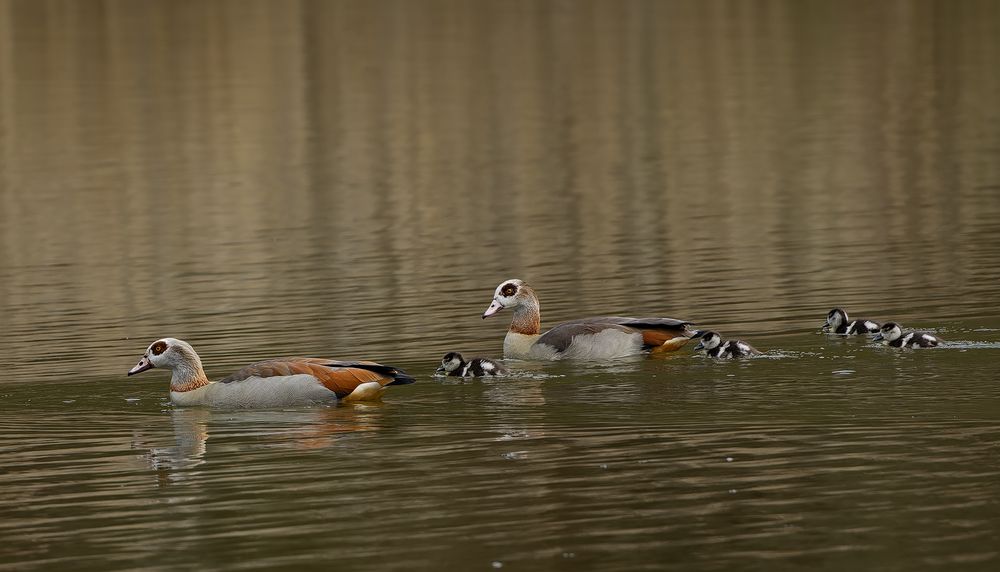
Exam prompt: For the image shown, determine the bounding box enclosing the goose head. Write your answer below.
[436,352,465,374]
[873,322,902,343]
[127,337,203,378]
[693,331,722,352]
[482,279,535,318]
[823,308,848,332]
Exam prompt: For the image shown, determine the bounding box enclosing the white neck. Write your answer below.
[169,353,210,393]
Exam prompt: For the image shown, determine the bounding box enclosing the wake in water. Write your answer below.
[931,341,1000,350]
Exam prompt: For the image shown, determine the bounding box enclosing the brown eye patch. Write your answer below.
[151,341,167,355]
[501,283,517,297]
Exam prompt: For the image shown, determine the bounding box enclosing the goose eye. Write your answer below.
[151,341,167,355]
[501,284,517,296]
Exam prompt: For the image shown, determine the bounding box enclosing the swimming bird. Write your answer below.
[481,279,699,360]
[822,308,880,335]
[127,338,415,407]
[693,331,761,358]
[872,322,941,348]
[436,352,508,377]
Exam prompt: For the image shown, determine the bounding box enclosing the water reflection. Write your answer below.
[1,0,999,383]
[133,409,210,485]
[130,405,389,487]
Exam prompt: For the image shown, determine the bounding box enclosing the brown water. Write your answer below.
[2,1,1000,570]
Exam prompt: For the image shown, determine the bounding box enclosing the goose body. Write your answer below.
[482,279,698,360]
[822,308,880,335]
[873,322,941,348]
[694,331,761,359]
[127,338,414,408]
[436,352,508,377]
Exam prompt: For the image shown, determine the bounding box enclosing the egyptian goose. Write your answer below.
[127,338,415,407]
[481,279,699,360]
[436,352,508,377]
[822,308,880,335]
[872,322,941,348]
[693,331,761,358]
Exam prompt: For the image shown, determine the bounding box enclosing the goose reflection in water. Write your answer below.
[132,406,386,486]
[129,408,210,486]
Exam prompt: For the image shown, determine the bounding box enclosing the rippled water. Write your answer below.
[2,1,1000,570]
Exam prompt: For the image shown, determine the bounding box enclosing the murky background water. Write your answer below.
[2,1,999,569]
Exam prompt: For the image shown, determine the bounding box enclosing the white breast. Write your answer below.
[170,374,338,408]
[503,332,542,359]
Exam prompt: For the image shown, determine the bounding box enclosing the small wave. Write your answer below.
[432,371,564,382]
[754,350,821,360]
[937,341,1000,350]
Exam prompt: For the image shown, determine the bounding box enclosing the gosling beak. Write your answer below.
[693,341,705,351]
[127,356,154,376]
[821,323,831,332]
[435,365,446,373]
[872,333,884,342]
[482,299,504,319]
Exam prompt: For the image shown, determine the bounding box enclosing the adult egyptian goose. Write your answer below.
[127,338,415,407]
[481,279,699,360]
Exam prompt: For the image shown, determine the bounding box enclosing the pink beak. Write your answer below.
[482,299,504,319]
[127,356,154,376]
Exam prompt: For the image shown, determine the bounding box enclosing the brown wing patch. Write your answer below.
[220,360,321,380]
[640,329,674,347]
[311,366,392,398]
[218,358,399,398]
